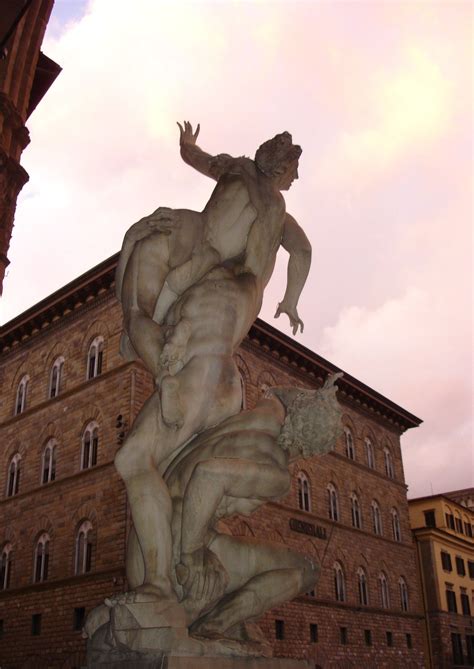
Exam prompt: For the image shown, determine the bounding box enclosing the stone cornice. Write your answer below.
[269,499,415,550]
[0,254,117,355]
[295,594,425,620]
[245,320,421,433]
[0,252,422,432]
[0,360,135,430]
[0,566,126,599]
[409,493,474,519]
[411,525,474,551]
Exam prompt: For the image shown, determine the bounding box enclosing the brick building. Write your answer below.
[0,0,60,294]
[0,253,426,668]
[409,491,474,668]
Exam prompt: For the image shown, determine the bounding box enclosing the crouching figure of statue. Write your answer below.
[85,374,342,662]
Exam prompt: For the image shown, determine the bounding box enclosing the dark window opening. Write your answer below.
[451,633,463,665]
[275,619,284,640]
[468,561,474,579]
[364,629,372,646]
[445,513,455,530]
[31,613,42,636]
[406,633,413,649]
[461,593,471,616]
[73,607,86,631]
[0,619,3,638]
[441,551,452,571]
[310,623,318,643]
[446,589,457,613]
[424,510,436,527]
[466,635,474,664]
[386,631,393,647]
[455,556,466,576]
[340,627,348,644]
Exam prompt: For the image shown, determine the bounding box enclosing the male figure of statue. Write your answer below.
[113,123,312,610]
[163,374,342,652]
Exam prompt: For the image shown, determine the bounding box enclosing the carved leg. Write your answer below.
[114,394,175,600]
[126,310,165,379]
[190,566,314,638]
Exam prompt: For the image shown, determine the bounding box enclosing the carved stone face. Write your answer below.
[276,159,299,191]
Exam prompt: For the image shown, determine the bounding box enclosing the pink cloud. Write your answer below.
[1,0,471,497]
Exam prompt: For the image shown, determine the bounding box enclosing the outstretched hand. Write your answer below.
[274,301,304,335]
[177,120,200,147]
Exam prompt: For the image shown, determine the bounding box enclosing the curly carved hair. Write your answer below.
[255,132,302,177]
[271,373,343,458]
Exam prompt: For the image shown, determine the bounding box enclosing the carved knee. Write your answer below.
[114,436,143,479]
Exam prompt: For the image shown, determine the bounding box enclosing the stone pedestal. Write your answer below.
[89,655,310,668]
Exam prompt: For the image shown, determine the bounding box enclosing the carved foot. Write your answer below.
[105,582,177,607]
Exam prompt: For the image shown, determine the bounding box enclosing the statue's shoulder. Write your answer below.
[234,156,257,175]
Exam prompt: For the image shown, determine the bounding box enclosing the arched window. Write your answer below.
[357,567,369,606]
[297,472,311,512]
[444,505,455,530]
[365,437,375,469]
[15,375,29,415]
[75,520,93,575]
[334,561,346,602]
[384,446,394,479]
[391,508,401,542]
[372,500,383,535]
[344,428,355,460]
[327,483,339,522]
[87,337,104,380]
[0,544,12,590]
[6,454,21,497]
[81,422,99,470]
[49,357,64,399]
[34,533,50,583]
[399,576,409,611]
[41,440,57,484]
[379,572,390,609]
[351,493,362,529]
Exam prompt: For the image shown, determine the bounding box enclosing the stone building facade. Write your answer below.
[409,492,474,668]
[0,254,425,668]
[0,0,60,293]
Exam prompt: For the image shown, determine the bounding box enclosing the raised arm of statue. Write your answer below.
[275,213,312,334]
[178,121,234,181]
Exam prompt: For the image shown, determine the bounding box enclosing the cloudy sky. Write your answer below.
[2,0,472,497]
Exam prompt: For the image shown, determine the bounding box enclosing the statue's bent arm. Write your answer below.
[276,213,312,334]
[180,143,234,182]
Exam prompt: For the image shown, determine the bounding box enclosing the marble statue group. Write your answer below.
[85,123,342,664]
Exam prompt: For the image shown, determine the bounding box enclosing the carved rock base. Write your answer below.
[88,654,311,668]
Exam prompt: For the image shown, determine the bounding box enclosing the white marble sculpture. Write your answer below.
[85,123,341,664]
